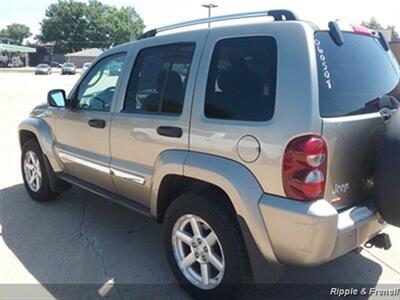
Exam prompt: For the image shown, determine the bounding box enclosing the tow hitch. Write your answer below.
[364,233,392,250]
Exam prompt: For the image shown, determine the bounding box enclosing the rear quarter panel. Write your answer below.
[189,22,322,196]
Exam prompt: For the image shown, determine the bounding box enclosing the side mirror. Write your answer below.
[48,89,67,107]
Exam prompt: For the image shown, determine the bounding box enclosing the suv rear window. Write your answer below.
[205,36,277,121]
[315,31,400,117]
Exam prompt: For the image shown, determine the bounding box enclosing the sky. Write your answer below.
[1,0,400,40]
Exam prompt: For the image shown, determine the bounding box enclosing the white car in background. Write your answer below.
[82,62,91,72]
[61,63,76,75]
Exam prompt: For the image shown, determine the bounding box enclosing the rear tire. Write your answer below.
[21,139,59,202]
[164,191,249,299]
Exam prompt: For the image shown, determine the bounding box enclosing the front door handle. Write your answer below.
[88,119,106,128]
[157,126,182,138]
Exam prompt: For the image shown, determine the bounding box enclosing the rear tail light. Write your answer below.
[282,135,327,201]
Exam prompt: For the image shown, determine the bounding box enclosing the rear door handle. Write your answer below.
[157,126,182,138]
[88,119,106,128]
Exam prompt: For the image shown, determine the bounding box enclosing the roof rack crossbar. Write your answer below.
[138,9,298,40]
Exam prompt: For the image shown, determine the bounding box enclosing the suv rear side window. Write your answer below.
[124,43,195,115]
[315,32,400,117]
[205,36,277,121]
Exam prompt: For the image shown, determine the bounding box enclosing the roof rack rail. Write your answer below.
[138,9,298,40]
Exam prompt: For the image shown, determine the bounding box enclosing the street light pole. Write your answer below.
[202,3,218,28]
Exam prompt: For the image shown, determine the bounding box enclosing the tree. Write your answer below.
[36,0,144,53]
[361,17,399,39]
[0,23,32,44]
[85,1,144,48]
[386,25,399,39]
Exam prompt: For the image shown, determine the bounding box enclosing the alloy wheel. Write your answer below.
[172,214,225,290]
[23,150,42,192]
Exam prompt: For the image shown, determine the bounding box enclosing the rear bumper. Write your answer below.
[259,195,385,266]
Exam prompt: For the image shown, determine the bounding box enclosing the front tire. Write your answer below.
[164,191,249,299]
[21,139,59,202]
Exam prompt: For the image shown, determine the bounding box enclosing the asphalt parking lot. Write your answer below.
[0,72,399,299]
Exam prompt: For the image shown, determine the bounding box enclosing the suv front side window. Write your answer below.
[205,36,277,122]
[123,43,196,115]
[75,53,126,111]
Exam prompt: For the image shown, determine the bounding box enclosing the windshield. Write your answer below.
[64,63,74,67]
[315,31,400,117]
[37,64,48,68]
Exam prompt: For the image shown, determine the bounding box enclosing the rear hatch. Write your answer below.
[315,29,400,209]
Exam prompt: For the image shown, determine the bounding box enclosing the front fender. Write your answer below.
[18,117,62,172]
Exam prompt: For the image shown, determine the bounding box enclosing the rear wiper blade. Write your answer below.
[378,31,390,51]
[328,21,344,46]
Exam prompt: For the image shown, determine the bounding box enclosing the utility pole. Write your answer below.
[202,3,218,28]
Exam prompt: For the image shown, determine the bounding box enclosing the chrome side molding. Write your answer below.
[110,168,146,185]
[58,152,110,174]
[58,151,146,185]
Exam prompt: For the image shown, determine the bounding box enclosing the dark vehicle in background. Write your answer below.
[35,63,52,75]
[61,63,76,75]
[51,61,63,68]
[41,61,62,68]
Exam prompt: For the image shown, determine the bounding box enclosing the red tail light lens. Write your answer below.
[282,135,327,201]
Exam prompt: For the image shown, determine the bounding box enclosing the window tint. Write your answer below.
[124,43,195,114]
[315,32,400,117]
[76,53,126,111]
[205,37,277,121]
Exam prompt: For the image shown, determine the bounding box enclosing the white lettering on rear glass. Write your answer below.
[315,38,332,89]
